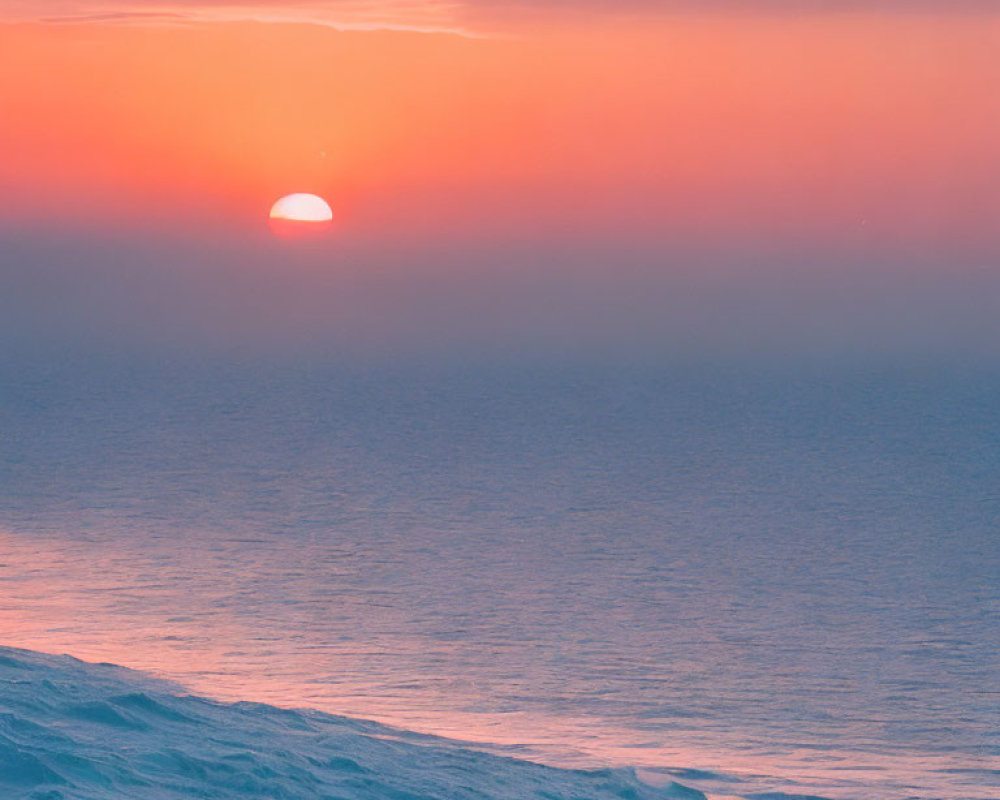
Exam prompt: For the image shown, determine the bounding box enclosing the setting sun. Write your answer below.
[270,193,333,222]
[268,193,333,236]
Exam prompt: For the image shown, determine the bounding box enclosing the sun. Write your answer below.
[269,193,333,236]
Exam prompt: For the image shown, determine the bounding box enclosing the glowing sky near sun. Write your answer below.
[1,8,997,244]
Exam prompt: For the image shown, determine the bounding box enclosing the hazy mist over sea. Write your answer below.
[3,222,999,365]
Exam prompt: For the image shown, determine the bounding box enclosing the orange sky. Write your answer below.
[1,11,998,249]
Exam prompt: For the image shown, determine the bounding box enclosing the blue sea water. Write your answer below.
[0,358,997,799]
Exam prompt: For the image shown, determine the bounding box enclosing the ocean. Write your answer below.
[1,357,997,799]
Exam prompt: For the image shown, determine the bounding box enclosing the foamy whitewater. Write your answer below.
[1,360,997,800]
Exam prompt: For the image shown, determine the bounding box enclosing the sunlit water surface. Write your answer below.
[1,360,997,800]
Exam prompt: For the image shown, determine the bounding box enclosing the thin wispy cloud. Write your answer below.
[7,1,468,34]
[37,11,191,24]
